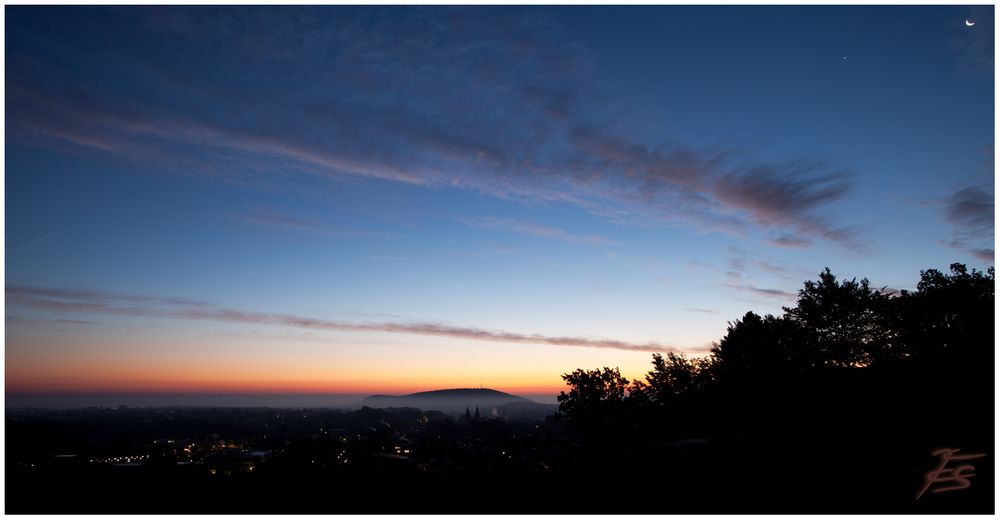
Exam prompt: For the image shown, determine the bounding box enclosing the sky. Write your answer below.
[5,5,995,404]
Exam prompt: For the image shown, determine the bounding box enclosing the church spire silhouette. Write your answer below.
[474,405,480,421]
[464,406,471,422]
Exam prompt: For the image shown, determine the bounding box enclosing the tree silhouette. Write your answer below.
[898,263,994,365]
[554,263,992,513]
[783,268,893,368]
[638,352,713,405]
[556,367,631,434]
[711,311,807,379]
[558,262,994,442]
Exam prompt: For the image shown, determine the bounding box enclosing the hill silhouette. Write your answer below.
[358,388,554,418]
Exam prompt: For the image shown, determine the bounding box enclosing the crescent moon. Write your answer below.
[965,19,976,27]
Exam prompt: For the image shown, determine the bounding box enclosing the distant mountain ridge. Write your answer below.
[366,388,526,401]
[357,388,556,419]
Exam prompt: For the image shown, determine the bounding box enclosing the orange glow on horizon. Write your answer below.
[6,376,570,396]
[6,334,658,398]
[5,362,571,396]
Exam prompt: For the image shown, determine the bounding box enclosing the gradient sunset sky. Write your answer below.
[6,5,994,401]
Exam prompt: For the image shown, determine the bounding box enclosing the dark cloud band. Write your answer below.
[6,285,678,353]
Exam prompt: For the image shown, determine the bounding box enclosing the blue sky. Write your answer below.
[5,6,994,396]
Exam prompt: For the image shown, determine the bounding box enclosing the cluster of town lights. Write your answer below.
[90,455,150,464]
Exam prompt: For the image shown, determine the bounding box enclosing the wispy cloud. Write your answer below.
[941,185,994,262]
[6,315,97,326]
[6,6,862,252]
[7,285,681,353]
[713,164,850,229]
[768,233,812,248]
[7,85,426,186]
[722,250,801,301]
[723,279,799,301]
[968,248,994,262]
[464,217,620,246]
[944,186,994,231]
[8,233,56,253]
[6,285,210,307]
[719,280,798,301]
[741,285,797,299]
[751,259,814,282]
[569,128,859,249]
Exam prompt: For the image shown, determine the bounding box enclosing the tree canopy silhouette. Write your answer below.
[558,263,994,443]
[556,366,632,437]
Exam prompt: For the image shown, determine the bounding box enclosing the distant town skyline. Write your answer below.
[6,5,994,398]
